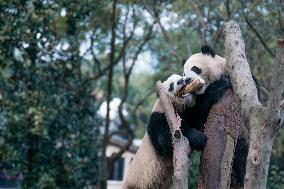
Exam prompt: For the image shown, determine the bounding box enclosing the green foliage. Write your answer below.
[0,0,283,188]
[0,0,101,188]
[267,165,284,189]
[0,65,100,188]
[189,151,201,189]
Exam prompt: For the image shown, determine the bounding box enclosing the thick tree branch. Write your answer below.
[223,21,262,115]
[223,20,284,189]
[223,21,264,189]
[220,135,235,189]
[198,89,243,189]
[156,81,190,189]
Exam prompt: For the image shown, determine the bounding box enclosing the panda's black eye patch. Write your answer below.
[168,82,174,92]
[177,79,183,85]
[191,66,202,74]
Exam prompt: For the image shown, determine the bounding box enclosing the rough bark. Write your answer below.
[156,81,191,189]
[198,89,244,189]
[220,135,235,189]
[223,20,284,189]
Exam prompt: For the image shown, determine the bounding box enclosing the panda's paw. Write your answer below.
[221,74,231,87]
[181,127,207,151]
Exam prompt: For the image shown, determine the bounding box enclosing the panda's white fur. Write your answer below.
[122,132,173,189]
[122,74,192,189]
[123,48,229,189]
[183,52,227,95]
[161,74,195,110]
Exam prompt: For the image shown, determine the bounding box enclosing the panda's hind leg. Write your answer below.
[230,136,249,188]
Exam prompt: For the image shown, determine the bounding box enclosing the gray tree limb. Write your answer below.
[156,81,191,189]
[223,20,284,189]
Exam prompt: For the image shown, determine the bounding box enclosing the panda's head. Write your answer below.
[162,74,195,111]
[183,45,227,95]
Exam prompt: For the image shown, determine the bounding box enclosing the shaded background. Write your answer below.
[0,0,283,188]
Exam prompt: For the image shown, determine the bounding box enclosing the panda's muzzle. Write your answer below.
[175,84,189,97]
[175,78,205,97]
[185,77,192,84]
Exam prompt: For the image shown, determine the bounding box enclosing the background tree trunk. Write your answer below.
[223,20,284,189]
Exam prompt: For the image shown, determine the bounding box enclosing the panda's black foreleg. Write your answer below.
[147,112,173,158]
[147,112,207,158]
[181,124,207,151]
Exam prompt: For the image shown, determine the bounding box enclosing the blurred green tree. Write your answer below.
[0,1,101,188]
[0,0,283,188]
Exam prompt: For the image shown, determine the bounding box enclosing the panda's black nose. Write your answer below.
[185,78,191,84]
[177,78,184,85]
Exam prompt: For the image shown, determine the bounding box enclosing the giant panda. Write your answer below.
[181,45,260,188]
[122,74,207,189]
[181,45,231,131]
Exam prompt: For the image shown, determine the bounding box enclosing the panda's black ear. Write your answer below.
[201,45,216,58]
[182,58,187,65]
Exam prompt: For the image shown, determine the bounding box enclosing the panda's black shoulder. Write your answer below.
[201,45,216,58]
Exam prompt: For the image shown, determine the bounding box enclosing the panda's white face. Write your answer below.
[162,74,195,110]
[183,53,226,95]
[163,74,184,96]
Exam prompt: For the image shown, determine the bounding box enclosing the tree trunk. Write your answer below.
[100,0,117,188]
[198,89,244,189]
[223,20,284,189]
